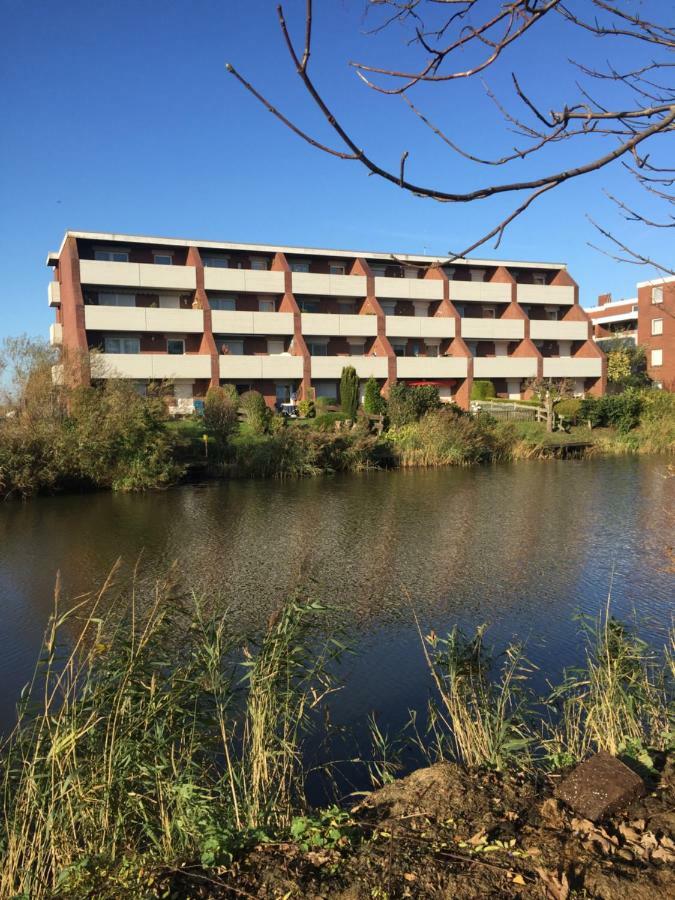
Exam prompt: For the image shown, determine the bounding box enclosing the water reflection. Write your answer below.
[0,457,673,731]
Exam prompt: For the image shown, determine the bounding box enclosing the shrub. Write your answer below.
[204,386,239,441]
[388,408,494,466]
[363,376,386,415]
[296,398,315,418]
[314,395,334,416]
[471,380,496,401]
[239,390,270,434]
[312,412,349,432]
[579,391,643,433]
[340,366,360,419]
[387,383,442,427]
[554,398,581,425]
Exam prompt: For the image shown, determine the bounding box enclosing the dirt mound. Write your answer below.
[160,756,675,898]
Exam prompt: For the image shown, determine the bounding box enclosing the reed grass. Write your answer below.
[0,564,339,899]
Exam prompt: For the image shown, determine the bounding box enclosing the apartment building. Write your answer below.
[587,276,674,389]
[47,231,605,411]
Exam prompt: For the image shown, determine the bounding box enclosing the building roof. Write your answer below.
[48,230,568,271]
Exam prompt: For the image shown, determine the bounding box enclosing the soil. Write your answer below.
[162,755,675,899]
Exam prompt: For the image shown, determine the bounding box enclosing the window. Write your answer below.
[338,300,356,314]
[298,299,320,313]
[380,301,396,316]
[306,341,328,356]
[545,308,558,321]
[267,339,285,355]
[652,318,664,336]
[329,262,346,275]
[470,269,485,283]
[651,348,663,367]
[154,253,173,265]
[532,273,547,286]
[349,342,365,356]
[482,307,496,320]
[455,304,465,318]
[443,266,455,279]
[371,265,386,277]
[219,340,243,355]
[95,249,129,262]
[404,267,418,279]
[392,342,406,357]
[259,298,276,313]
[652,286,663,304]
[167,339,185,355]
[290,261,310,273]
[203,256,229,268]
[425,343,440,357]
[210,296,236,311]
[99,292,136,307]
[409,341,422,357]
[105,337,140,354]
[250,258,267,271]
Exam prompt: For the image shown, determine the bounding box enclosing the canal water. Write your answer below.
[0,457,673,737]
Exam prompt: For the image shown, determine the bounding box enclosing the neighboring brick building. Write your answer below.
[587,276,674,390]
[47,231,605,412]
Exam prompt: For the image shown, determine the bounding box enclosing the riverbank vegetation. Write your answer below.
[2,338,674,498]
[0,568,672,898]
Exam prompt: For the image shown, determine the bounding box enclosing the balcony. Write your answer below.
[543,358,602,378]
[92,353,211,380]
[310,356,388,379]
[84,306,204,333]
[48,281,61,307]
[396,357,468,379]
[218,355,304,380]
[203,268,284,293]
[292,272,367,297]
[49,323,62,346]
[374,277,443,301]
[449,281,511,303]
[301,313,377,337]
[385,316,455,339]
[211,310,294,335]
[460,319,524,340]
[529,320,589,341]
[516,284,575,305]
[473,357,538,378]
[79,259,197,291]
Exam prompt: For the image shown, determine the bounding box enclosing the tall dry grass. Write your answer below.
[0,564,339,899]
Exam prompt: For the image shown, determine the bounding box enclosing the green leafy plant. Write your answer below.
[363,376,386,415]
[297,397,316,418]
[340,366,360,418]
[240,390,270,434]
[471,380,496,401]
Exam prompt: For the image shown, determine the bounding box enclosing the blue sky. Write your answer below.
[1,0,671,342]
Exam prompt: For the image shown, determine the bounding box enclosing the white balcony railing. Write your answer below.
[473,357,538,378]
[79,259,197,291]
[449,281,512,303]
[203,268,285,294]
[530,320,589,341]
[93,353,211,380]
[543,357,602,378]
[516,284,575,305]
[219,355,304,380]
[211,310,294,335]
[395,357,468,379]
[84,306,204,333]
[292,272,368,297]
[301,313,377,337]
[374,277,443,301]
[460,318,524,340]
[48,281,61,307]
[385,316,455,339]
[310,356,388,379]
[49,323,63,346]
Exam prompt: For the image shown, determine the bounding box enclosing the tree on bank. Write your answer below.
[526,377,572,432]
[340,366,360,418]
[229,0,674,272]
[604,340,651,391]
